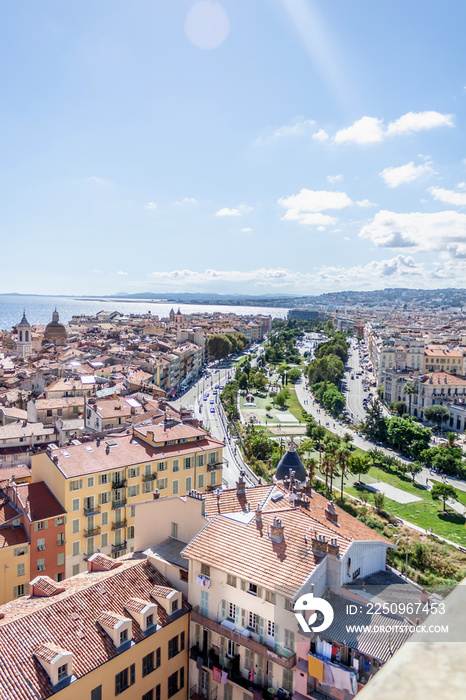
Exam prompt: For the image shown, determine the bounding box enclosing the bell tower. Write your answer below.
[16,311,32,359]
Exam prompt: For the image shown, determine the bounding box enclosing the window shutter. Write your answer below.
[259,616,265,644]
[195,624,200,645]
[44,521,48,529]
[240,579,246,591]
[257,586,263,598]
[221,599,226,619]
[235,606,240,625]
[219,635,226,659]
[274,623,280,651]
[241,609,246,628]
[33,523,38,532]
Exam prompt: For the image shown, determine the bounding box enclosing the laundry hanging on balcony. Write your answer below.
[213,667,222,683]
[196,574,211,588]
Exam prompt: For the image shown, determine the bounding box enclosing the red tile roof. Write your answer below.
[15,483,65,522]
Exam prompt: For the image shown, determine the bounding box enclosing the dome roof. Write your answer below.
[275,439,307,482]
[17,311,30,327]
[43,310,67,345]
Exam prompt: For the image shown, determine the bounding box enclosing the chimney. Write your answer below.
[311,532,328,556]
[105,445,110,455]
[236,470,246,495]
[153,489,160,500]
[96,437,101,447]
[269,516,284,543]
[255,505,262,524]
[295,494,310,510]
[327,537,340,556]
[325,501,338,524]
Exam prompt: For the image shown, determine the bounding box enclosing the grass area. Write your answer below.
[283,388,306,422]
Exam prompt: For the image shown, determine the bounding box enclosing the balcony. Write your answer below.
[112,480,127,490]
[112,499,126,509]
[112,519,127,530]
[83,504,101,516]
[143,473,157,482]
[84,526,101,537]
[207,462,222,472]
[191,608,296,670]
[111,541,127,553]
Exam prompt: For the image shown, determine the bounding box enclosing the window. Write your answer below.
[128,467,139,478]
[284,629,295,651]
[120,629,128,645]
[198,474,204,489]
[14,547,26,556]
[101,533,108,547]
[156,647,161,668]
[17,563,25,577]
[172,459,179,472]
[200,563,210,576]
[143,692,154,700]
[209,452,218,465]
[168,670,180,698]
[72,564,80,576]
[267,620,275,637]
[227,639,235,657]
[130,506,135,518]
[168,635,180,659]
[69,479,82,491]
[158,461,167,471]
[228,603,236,620]
[99,474,108,485]
[37,538,46,551]
[248,612,256,630]
[172,480,179,495]
[37,558,45,572]
[282,668,293,693]
[227,574,236,587]
[172,598,179,613]
[171,522,178,539]
[72,498,80,512]
[101,511,109,526]
[14,584,27,598]
[157,479,167,490]
[210,471,217,486]
[248,582,258,595]
[54,517,65,526]
[180,631,185,651]
[57,664,68,681]
[47,409,52,417]
[72,519,80,534]
[57,533,65,546]
[142,481,154,494]
[265,590,276,604]
[146,613,154,628]
[87,477,94,488]
[127,526,135,539]
[284,597,293,611]
[99,491,110,504]
[180,667,184,690]
[91,687,102,700]
[72,542,80,556]
[128,484,140,497]
[35,521,47,531]
[183,457,191,470]
[57,553,65,566]
[115,664,135,696]
[197,454,205,467]
[155,686,161,700]
[185,477,192,492]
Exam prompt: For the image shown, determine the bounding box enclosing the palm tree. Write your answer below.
[337,446,351,499]
[307,457,318,493]
[403,381,417,416]
[445,432,458,449]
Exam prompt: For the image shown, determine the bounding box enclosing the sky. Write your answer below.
[1,0,466,297]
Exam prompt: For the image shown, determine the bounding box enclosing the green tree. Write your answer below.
[349,454,371,484]
[407,461,423,483]
[361,399,388,443]
[424,405,450,428]
[337,446,351,499]
[403,381,417,416]
[287,367,302,384]
[275,388,290,409]
[207,334,232,360]
[431,482,458,512]
[322,384,345,417]
[373,492,385,510]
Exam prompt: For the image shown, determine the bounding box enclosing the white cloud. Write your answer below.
[380,161,434,188]
[278,188,352,227]
[173,197,199,205]
[215,207,241,217]
[241,227,252,232]
[84,175,113,186]
[327,174,343,184]
[92,269,103,274]
[144,202,158,210]
[117,270,128,275]
[359,209,466,257]
[333,110,453,146]
[312,129,329,142]
[429,187,466,207]
[457,182,466,190]
[334,117,384,145]
[356,199,376,208]
[387,111,454,135]
[254,118,316,145]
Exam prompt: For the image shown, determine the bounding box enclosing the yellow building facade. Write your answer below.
[31,422,224,578]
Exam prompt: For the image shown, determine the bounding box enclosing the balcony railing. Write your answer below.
[83,504,101,516]
[190,608,296,669]
[112,480,127,490]
[112,519,127,530]
[112,499,126,509]
[111,541,127,553]
[143,473,157,482]
[84,526,101,538]
[207,462,222,471]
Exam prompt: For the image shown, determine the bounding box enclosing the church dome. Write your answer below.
[275,439,307,482]
[43,309,67,346]
[17,311,30,327]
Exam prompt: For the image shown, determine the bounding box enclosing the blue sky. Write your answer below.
[1,0,465,296]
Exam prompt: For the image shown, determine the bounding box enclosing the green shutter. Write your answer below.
[257,586,263,598]
[259,616,265,644]
[235,606,240,625]
[240,579,246,591]
[221,599,226,619]
[241,608,246,628]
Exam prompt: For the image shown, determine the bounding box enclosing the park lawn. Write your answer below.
[344,483,466,546]
[284,388,306,422]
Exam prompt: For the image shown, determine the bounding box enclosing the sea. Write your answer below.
[0,294,290,330]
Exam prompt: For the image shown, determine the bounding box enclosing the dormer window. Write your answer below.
[120,629,128,645]
[57,664,68,681]
[248,583,258,595]
[171,598,179,613]
[146,614,153,628]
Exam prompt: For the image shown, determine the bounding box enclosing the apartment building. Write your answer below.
[84,396,146,432]
[424,345,464,374]
[0,420,56,468]
[31,422,224,577]
[27,396,85,425]
[181,479,394,700]
[0,555,189,700]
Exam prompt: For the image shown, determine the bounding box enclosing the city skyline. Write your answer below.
[1,1,465,295]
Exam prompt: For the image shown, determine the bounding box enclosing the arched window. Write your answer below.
[25,331,29,342]
[19,331,22,342]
